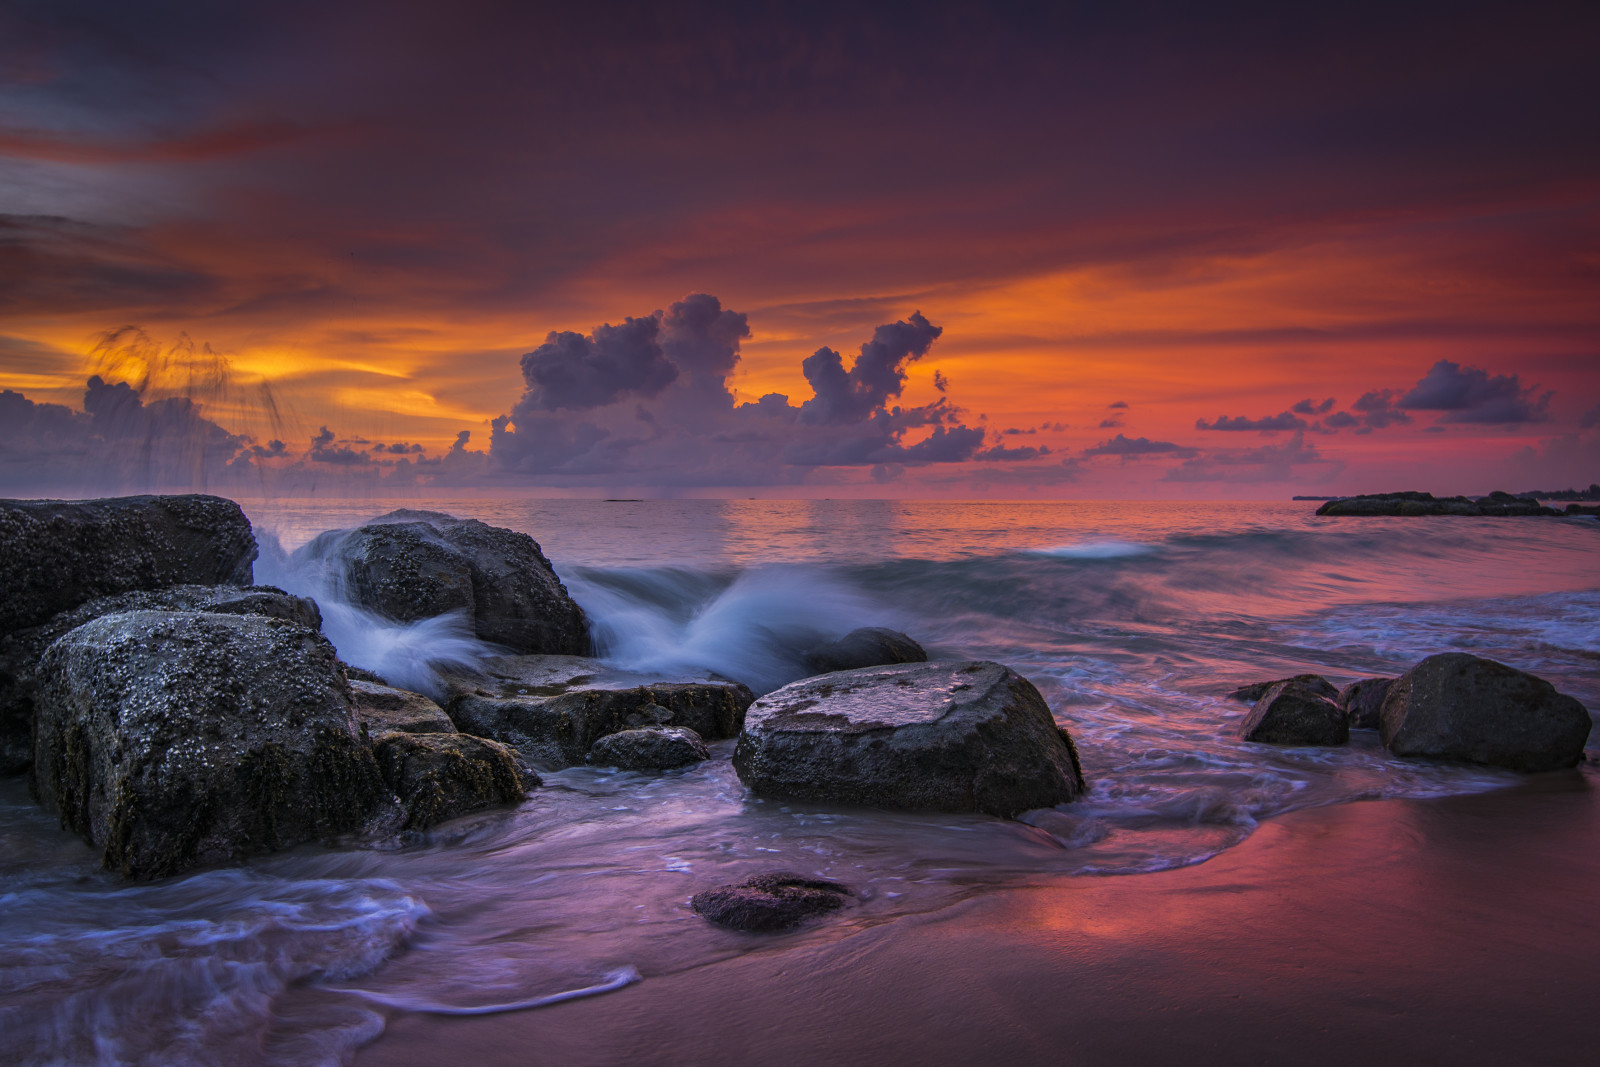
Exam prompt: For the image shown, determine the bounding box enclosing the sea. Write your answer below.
[2,499,1596,1064]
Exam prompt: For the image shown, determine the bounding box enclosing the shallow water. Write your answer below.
[3,500,1597,1064]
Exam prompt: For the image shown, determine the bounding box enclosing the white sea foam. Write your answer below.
[1029,539,1157,559]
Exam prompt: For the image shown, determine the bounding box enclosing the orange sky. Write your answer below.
[2,3,1596,496]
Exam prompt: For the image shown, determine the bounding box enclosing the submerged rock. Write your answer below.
[732,660,1086,818]
[450,677,752,767]
[0,495,257,636]
[0,585,320,776]
[370,731,532,830]
[1379,653,1592,772]
[1240,679,1349,746]
[690,873,852,932]
[1337,677,1396,730]
[300,510,589,654]
[1229,674,1338,703]
[803,627,927,675]
[587,726,710,770]
[31,610,392,879]
[350,680,456,735]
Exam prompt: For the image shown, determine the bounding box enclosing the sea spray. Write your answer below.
[253,528,502,698]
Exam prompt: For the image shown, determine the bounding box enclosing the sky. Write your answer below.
[1,0,1597,498]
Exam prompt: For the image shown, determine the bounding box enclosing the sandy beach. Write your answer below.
[358,771,1599,1066]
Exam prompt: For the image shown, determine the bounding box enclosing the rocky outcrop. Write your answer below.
[803,627,927,675]
[450,676,752,767]
[1240,679,1348,745]
[350,680,456,735]
[1229,674,1338,703]
[587,726,710,770]
[1337,677,1395,730]
[0,495,256,636]
[1316,492,1562,517]
[0,585,319,775]
[300,510,589,654]
[732,661,1085,817]
[31,610,392,879]
[370,731,532,830]
[690,873,852,932]
[1379,653,1592,772]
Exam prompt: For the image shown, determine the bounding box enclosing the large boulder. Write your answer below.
[369,731,532,830]
[0,495,256,636]
[0,585,319,775]
[690,873,852,932]
[732,661,1085,818]
[1240,679,1349,745]
[31,610,392,879]
[587,726,710,771]
[803,627,927,675]
[1337,677,1395,730]
[450,679,752,767]
[1229,674,1338,703]
[350,680,456,735]
[1379,653,1592,772]
[300,510,589,654]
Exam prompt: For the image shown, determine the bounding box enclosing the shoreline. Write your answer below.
[357,773,1599,1065]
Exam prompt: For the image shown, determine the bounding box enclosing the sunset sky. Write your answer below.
[1,1,1596,497]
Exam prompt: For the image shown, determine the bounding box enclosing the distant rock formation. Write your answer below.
[1316,491,1564,517]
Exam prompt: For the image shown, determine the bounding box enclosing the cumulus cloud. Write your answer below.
[1082,434,1199,460]
[975,442,1052,462]
[1195,411,1308,432]
[1292,397,1335,415]
[1582,403,1600,429]
[490,296,988,484]
[1399,359,1551,424]
[1348,389,1413,431]
[1164,431,1336,483]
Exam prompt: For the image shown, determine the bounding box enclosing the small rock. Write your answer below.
[587,727,709,770]
[1337,677,1395,730]
[690,873,851,932]
[1240,679,1349,745]
[1229,674,1338,703]
[803,627,927,675]
[370,731,533,830]
[351,680,456,735]
[1380,653,1592,772]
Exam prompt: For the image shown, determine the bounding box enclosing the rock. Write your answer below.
[0,585,320,776]
[299,510,589,654]
[690,873,851,932]
[0,495,257,636]
[350,680,457,735]
[1379,653,1592,772]
[1228,674,1338,703]
[369,731,533,830]
[450,677,752,767]
[1337,677,1396,730]
[587,726,710,770]
[803,627,927,675]
[31,610,392,879]
[1240,680,1349,745]
[1316,492,1561,517]
[732,660,1085,818]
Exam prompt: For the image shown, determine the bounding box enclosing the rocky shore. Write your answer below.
[1315,490,1600,517]
[1,493,1591,904]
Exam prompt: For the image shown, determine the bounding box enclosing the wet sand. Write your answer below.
[358,774,1599,1066]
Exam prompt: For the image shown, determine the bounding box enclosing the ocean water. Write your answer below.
[3,500,1596,1064]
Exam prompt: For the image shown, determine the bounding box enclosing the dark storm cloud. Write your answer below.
[1195,412,1309,432]
[1398,359,1552,424]
[1082,434,1199,460]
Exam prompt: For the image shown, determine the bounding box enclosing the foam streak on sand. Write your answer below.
[323,967,642,1015]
